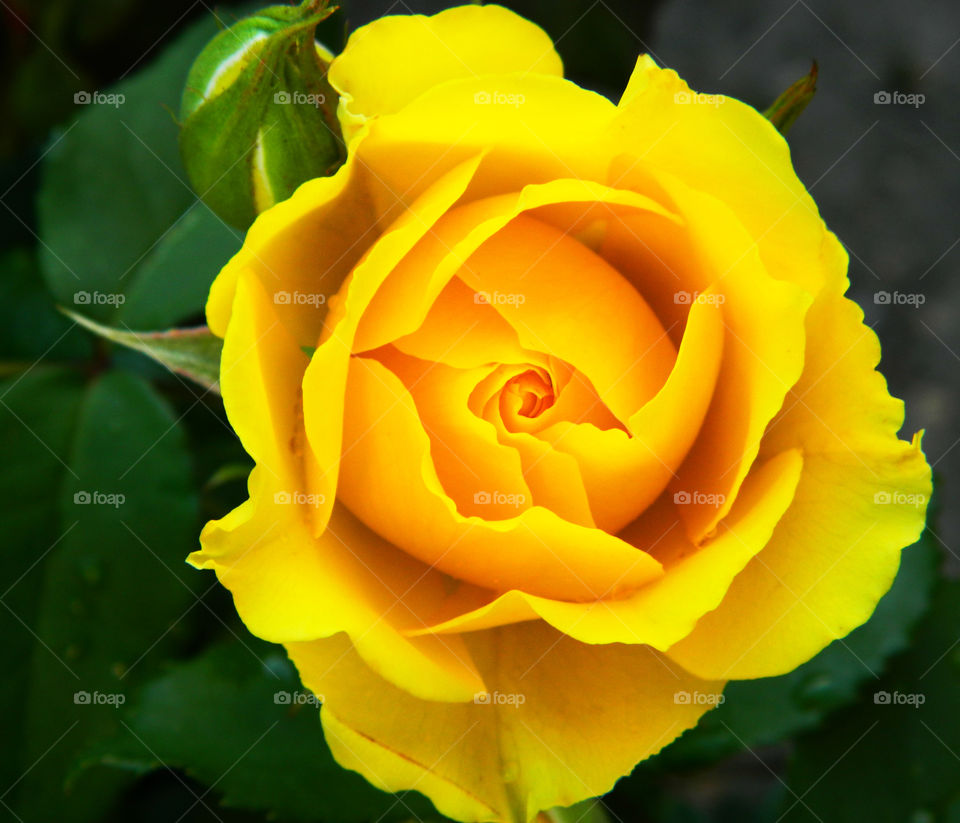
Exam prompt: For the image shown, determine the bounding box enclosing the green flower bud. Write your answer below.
[179,1,345,229]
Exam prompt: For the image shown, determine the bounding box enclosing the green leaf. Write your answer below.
[37,15,239,327]
[763,61,818,135]
[1,368,200,822]
[0,248,90,362]
[63,309,222,392]
[0,368,87,795]
[115,203,240,329]
[77,639,446,823]
[781,573,960,823]
[658,529,939,766]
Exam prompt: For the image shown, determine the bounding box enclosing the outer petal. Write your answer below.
[193,494,485,703]
[355,75,617,213]
[330,5,562,144]
[610,55,828,296]
[190,273,484,702]
[212,269,309,488]
[289,623,724,823]
[206,154,377,344]
[666,234,932,678]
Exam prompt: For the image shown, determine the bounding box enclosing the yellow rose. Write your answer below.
[189,5,931,821]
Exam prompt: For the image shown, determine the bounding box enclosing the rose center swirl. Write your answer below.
[501,367,555,419]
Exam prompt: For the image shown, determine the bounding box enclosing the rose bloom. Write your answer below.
[190,5,931,821]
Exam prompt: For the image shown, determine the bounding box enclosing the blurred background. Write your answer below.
[1,1,957,822]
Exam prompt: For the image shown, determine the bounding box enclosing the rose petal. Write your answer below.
[455,215,677,423]
[288,622,723,823]
[372,347,534,521]
[329,5,562,145]
[193,493,486,702]
[598,170,812,541]
[300,153,485,536]
[610,55,827,296]
[493,427,597,528]
[190,274,484,701]
[665,234,932,678]
[356,76,617,212]
[408,446,803,648]
[663,177,812,540]
[355,179,678,355]
[534,295,724,532]
[206,155,377,345]
[389,275,534,369]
